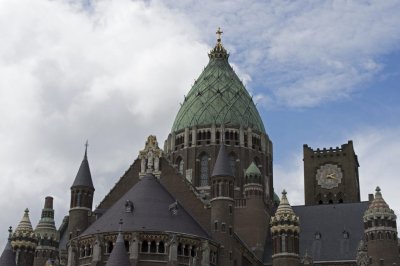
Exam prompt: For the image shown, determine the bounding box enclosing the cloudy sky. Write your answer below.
[1,0,400,249]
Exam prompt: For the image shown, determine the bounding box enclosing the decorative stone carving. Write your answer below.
[356,240,369,266]
[92,234,102,263]
[139,135,163,178]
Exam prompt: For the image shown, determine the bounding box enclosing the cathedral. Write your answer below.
[1,30,399,266]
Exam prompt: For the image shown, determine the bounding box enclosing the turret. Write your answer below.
[33,197,59,266]
[67,144,95,239]
[0,227,17,266]
[210,145,235,266]
[363,187,399,265]
[11,209,37,266]
[270,190,300,266]
[234,162,268,258]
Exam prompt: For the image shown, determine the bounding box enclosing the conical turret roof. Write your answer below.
[212,145,234,178]
[270,190,299,234]
[171,28,265,133]
[0,228,16,266]
[245,162,261,176]
[105,232,130,266]
[12,209,36,250]
[71,145,94,189]
[275,190,296,217]
[15,209,33,234]
[364,186,396,221]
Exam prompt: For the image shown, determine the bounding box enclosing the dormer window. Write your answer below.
[315,232,321,240]
[169,201,179,215]
[125,200,134,213]
[343,230,349,239]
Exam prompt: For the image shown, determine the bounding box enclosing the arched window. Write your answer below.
[106,241,113,254]
[177,243,183,255]
[229,154,236,177]
[150,241,157,253]
[141,241,148,253]
[200,154,209,186]
[158,241,165,253]
[80,247,85,258]
[124,240,130,252]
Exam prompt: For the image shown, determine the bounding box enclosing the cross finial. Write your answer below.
[216,27,223,42]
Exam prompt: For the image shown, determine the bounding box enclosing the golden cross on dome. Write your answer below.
[216,27,223,42]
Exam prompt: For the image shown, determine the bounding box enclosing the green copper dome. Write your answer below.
[171,30,266,134]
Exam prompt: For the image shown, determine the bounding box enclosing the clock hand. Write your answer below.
[326,173,337,180]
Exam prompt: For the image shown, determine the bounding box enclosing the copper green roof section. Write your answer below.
[171,29,266,134]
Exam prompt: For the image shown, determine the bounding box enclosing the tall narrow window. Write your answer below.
[200,155,209,186]
[229,155,236,177]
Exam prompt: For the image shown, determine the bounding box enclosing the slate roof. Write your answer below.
[71,148,94,189]
[293,202,369,262]
[81,174,209,238]
[0,240,16,266]
[211,145,234,178]
[171,36,265,133]
[263,201,369,264]
[106,232,131,266]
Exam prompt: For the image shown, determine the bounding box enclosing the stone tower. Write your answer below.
[11,209,37,266]
[33,197,59,266]
[210,145,235,266]
[235,162,269,258]
[67,144,95,240]
[270,190,300,266]
[164,28,273,205]
[363,187,399,265]
[303,141,360,205]
[0,227,17,266]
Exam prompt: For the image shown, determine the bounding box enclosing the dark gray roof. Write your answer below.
[82,174,209,238]
[0,241,16,266]
[263,202,369,264]
[71,149,94,189]
[294,202,369,262]
[106,232,130,266]
[211,145,234,177]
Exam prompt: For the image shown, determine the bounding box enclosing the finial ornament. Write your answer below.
[118,219,123,232]
[8,226,12,238]
[216,27,223,42]
[375,186,380,192]
[282,189,287,196]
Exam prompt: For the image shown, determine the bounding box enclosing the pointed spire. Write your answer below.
[211,145,234,178]
[0,227,16,266]
[275,190,296,217]
[15,209,33,234]
[105,220,130,266]
[369,186,389,209]
[71,142,94,189]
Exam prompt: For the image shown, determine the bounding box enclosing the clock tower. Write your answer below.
[303,141,360,205]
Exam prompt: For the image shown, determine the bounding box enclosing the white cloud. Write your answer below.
[164,0,400,107]
[0,0,209,248]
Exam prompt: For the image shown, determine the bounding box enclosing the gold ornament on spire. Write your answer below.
[216,27,223,42]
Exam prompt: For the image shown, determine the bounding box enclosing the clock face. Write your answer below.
[316,164,343,189]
